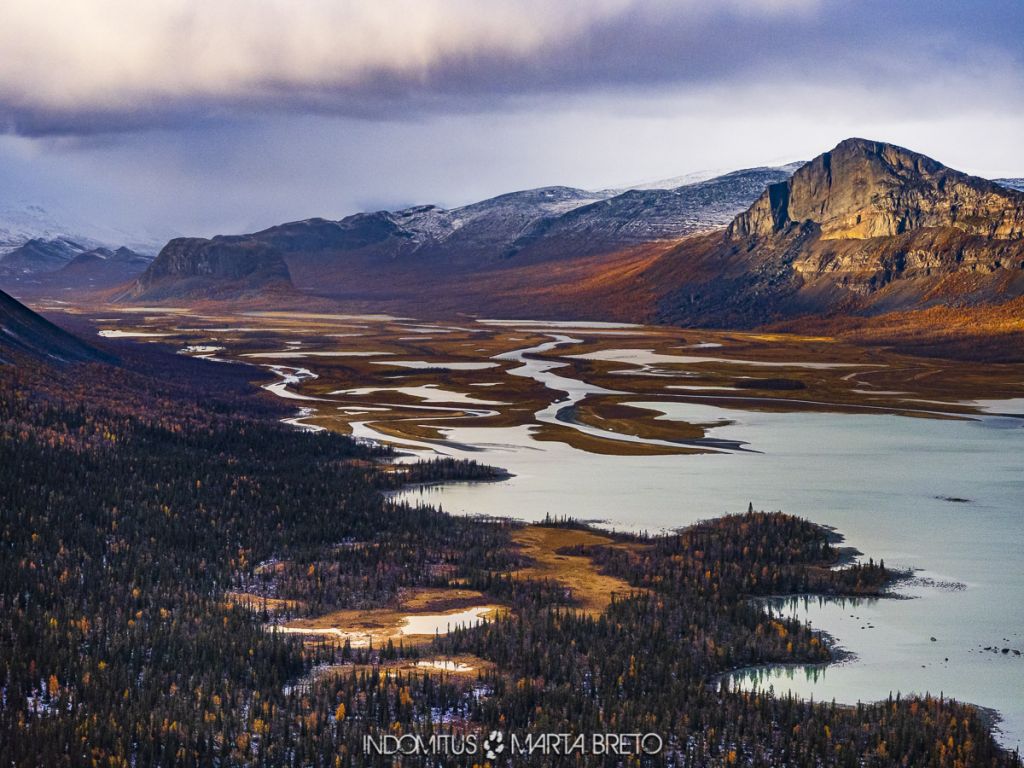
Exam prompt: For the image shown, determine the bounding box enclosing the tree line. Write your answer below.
[0,345,1017,767]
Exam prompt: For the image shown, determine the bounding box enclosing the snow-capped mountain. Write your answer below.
[0,238,89,276]
[276,162,804,267]
[501,165,805,260]
[128,162,803,299]
[0,201,166,258]
[0,204,99,256]
[0,202,161,286]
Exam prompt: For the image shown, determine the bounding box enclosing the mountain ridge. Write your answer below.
[0,237,89,275]
[63,138,1024,361]
[730,138,1024,241]
[651,138,1024,328]
[57,246,152,288]
[0,202,167,258]
[995,178,1024,193]
[125,163,800,300]
[0,288,110,364]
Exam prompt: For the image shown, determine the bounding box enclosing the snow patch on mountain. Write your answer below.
[0,201,168,257]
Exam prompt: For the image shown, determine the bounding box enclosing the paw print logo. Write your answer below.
[483,730,505,759]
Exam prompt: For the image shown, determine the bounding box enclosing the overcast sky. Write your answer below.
[1,0,1022,240]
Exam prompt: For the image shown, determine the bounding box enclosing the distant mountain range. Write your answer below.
[0,204,99,255]
[8,140,1023,358]
[0,237,90,275]
[1,238,153,292]
[123,141,1024,340]
[0,202,168,256]
[0,203,163,291]
[123,163,800,300]
[58,247,155,287]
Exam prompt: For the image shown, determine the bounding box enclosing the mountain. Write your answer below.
[117,139,1024,359]
[0,204,96,255]
[649,138,1024,327]
[996,178,1024,193]
[729,140,1023,241]
[620,161,804,192]
[0,237,88,275]
[406,187,613,264]
[0,289,109,364]
[125,186,592,300]
[0,240,154,296]
[0,202,166,295]
[56,247,152,288]
[0,202,167,257]
[502,166,801,261]
[123,237,294,300]
[125,165,797,301]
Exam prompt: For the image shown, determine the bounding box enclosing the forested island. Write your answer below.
[1,340,1018,767]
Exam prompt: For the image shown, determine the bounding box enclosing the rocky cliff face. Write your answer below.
[729,138,1024,242]
[656,139,1024,327]
[128,237,293,300]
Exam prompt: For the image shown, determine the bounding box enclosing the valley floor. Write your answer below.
[1,305,1022,766]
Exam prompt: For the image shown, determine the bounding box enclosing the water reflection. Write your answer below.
[726,662,832,692]
[757,594,880,616]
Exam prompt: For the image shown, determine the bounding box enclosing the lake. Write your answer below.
[381,376,1024,749]
[99,310,1024,749]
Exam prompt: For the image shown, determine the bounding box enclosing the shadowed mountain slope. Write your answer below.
[0,289,109,364]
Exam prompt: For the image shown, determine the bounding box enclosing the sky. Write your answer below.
[0,0,1022,242]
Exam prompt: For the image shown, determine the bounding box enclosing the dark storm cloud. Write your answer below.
[0,0,1020,136]
[2,0,1021,239]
